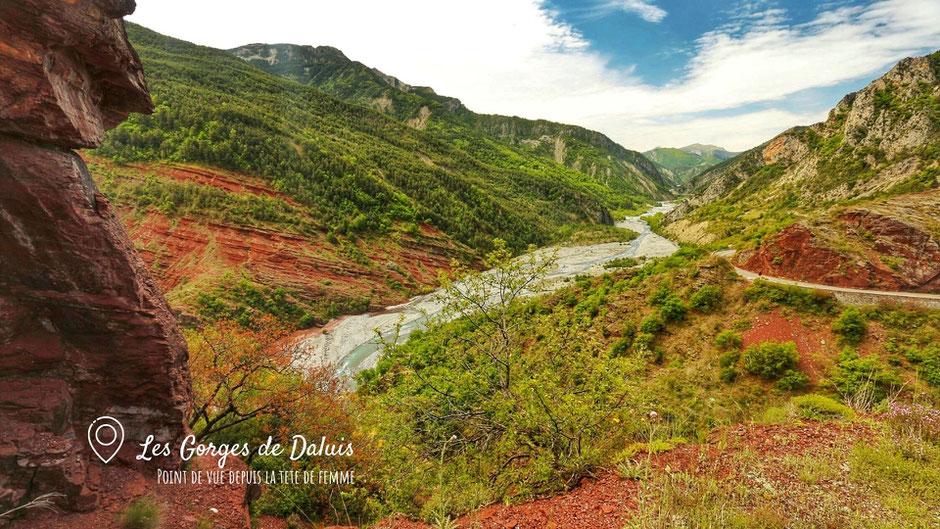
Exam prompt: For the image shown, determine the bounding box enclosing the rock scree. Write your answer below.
[0,0,190,512]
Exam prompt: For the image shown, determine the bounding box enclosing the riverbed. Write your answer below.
[293,203,678,378]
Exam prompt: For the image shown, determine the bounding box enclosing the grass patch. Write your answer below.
[790,394,856,420]
[119,496,164,529]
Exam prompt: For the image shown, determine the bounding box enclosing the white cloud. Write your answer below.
[603,0,668,23]
[591,108,831,152]
[128,0,940,152]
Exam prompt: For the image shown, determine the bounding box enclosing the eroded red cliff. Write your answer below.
[0,0,190,512]
[736,191,940,293]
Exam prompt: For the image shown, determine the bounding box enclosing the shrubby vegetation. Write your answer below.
[689,285,722,313]
[357,243,647,518]
[743,280,836,314]
[628,402,938,528]
[831,307,867,345]
[185,317,373,522]
[827,348,900,406]
[177,239,939,525]
[790,394,856,421]
[92,163,316,234]
[648,283,689,322]
[714,330,742,351]
[740,341,800,380]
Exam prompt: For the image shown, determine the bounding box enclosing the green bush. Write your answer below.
[910,344,940,387]
[689,285,722,313]
[777,369,810,391]
[743,281,835,314]
[829,349,900,403]
[120,497,164,529]
[648,284,672,306]
[741,341,799,380]
[719,366,739,383]
[717,350,741,384]
[659,296,688,323]
[610,337,631,358]
[633,332,655,351]
[791,394,856,420]
[714,330,742,351]
[718,351,740,368]
[639,314,664,334]
[831,307,867,345]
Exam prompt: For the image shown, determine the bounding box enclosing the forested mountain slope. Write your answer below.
[90,24,651,324]
[644,144,738,185]
[229,42,672,201]
[100,24,627,252]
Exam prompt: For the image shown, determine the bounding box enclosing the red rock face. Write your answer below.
[737,207,940,293]
[0,0,152,147]
[737,224,895,289]
[0,0,189,512]
[841,210,940,290]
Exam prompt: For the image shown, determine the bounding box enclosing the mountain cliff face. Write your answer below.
[230,43,672,202]
[664,51,940,292]
[0,0,189,511]
[668,52,940,226]
[644,144,738,186]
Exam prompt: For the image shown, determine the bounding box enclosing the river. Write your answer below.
[293,203,678,379]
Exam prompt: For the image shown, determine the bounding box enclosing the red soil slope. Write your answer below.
[8,456,251,529]
[85,157,470,319]
[6,420,873,529]
[736,191,940,293]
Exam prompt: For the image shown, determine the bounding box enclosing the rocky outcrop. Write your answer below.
[0,0,189,512]
[735,192,940,293]
[0,0,152,147]
[735,223,899,290]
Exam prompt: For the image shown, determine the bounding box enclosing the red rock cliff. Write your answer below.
[0,0,190,512]
[735,191,940,293]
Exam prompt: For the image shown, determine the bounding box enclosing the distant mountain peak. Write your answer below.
[679,144,737,158]
[643,144,739,186]
[230,42,349,66]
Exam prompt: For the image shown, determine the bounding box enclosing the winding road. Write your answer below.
[713,250,940,309]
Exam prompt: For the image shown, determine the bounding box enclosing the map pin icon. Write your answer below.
[87,416,124,464]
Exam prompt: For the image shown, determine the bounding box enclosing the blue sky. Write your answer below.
[542,0,939,149]
[130,0,940,151]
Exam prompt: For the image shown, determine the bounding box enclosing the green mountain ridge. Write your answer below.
[95,24,643,254]
[644,144,739,186]
[229,42,672,201]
